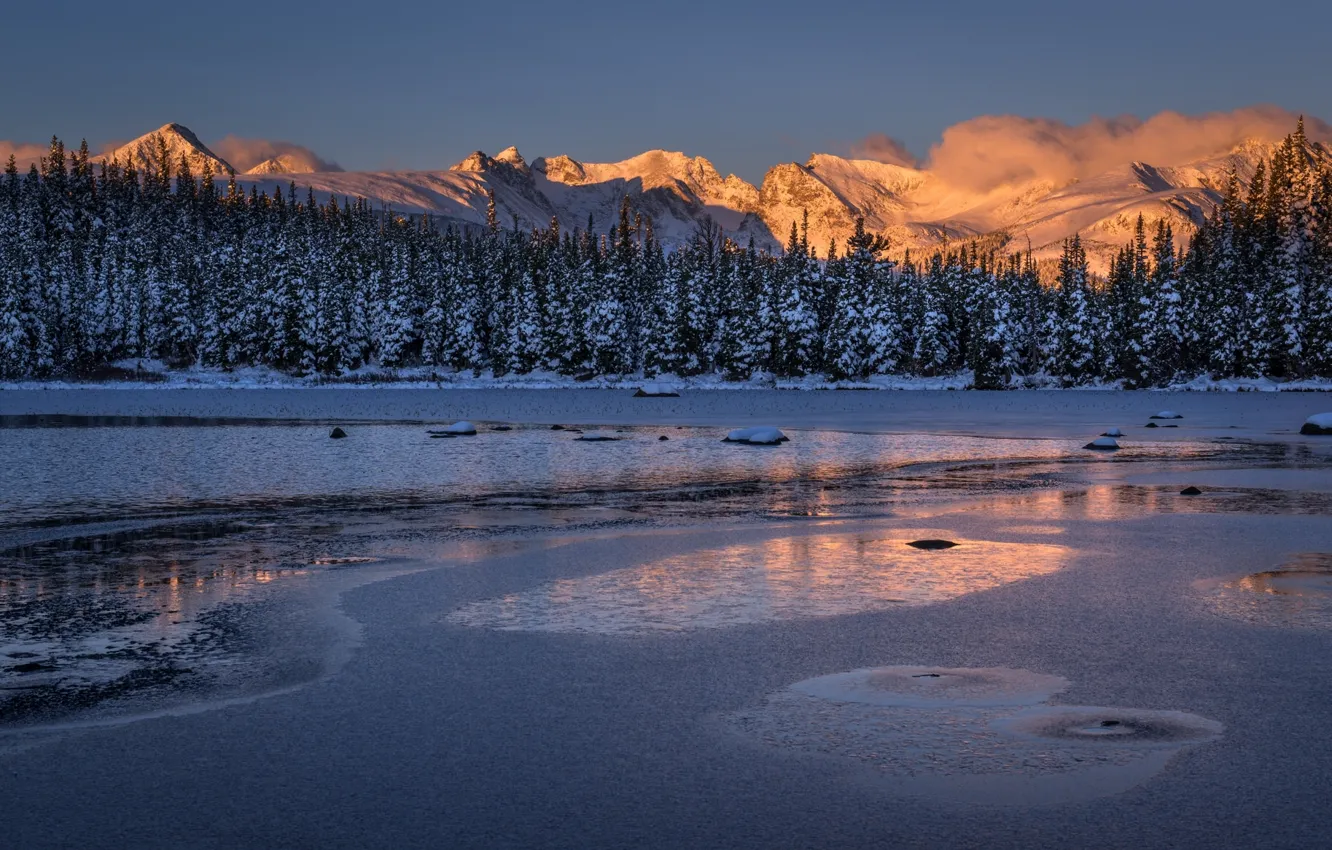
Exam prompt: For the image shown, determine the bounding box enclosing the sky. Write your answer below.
[2,0,1330,184]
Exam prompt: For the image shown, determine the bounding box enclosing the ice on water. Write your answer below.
[447,532,1071,635]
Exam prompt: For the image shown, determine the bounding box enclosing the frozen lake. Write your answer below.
[2,389,1332,848]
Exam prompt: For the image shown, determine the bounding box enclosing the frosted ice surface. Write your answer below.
[1205,554,1332,630]
[790,666,1069,708]
[726,666,1223,805]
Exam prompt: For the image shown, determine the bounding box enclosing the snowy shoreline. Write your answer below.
[4,366,1331,394]
[4,385,1330,443]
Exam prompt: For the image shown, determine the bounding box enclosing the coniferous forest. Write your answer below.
[2,123,1331,387]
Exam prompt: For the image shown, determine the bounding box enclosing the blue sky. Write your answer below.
[2,0,1329,183]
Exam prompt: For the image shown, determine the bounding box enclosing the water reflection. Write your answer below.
[0,518,356,727]
[954,483,1332,522]
[0,425,1268,531]
[447,532,1072,635]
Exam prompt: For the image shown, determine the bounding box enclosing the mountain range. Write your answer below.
[99,123,1332,270]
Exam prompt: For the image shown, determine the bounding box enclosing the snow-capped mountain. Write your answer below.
[99,123,235,176]
[244,151,334,175]
[113,121,1313,269]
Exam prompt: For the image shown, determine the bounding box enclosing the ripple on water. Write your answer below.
[447,533,1072,635]
[724,666,1223,806]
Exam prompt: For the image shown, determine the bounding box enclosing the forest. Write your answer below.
[1,122,1330,387]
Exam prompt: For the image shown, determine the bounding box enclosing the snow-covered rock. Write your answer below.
[1301,413,1332,435]
[1084,437,1120,450]
[1150,411,1183,420]
[440,420,477,435]
[1101,428,1125,437]
[634,383,679,398]
[723,426,790,445]
[576,432,620,442]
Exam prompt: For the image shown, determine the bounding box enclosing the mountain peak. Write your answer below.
[243,151,334,176]
[99,123,234,175]
[495,146,527,168]
[449,151,493,173]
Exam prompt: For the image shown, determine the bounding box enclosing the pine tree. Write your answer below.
[1051,236,1097,385]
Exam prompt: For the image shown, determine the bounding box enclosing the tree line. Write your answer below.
[1,122,1330,386]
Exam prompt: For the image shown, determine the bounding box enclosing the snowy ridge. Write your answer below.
[219,127,1332,268]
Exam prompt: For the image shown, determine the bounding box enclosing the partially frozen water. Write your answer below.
[446,533,1072,634]
[0,414,1318,730]
[1204,553,1332,630]
[725,666,1223,805]
[0,422,1266,530]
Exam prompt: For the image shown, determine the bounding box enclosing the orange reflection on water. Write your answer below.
[449,532,1072,635]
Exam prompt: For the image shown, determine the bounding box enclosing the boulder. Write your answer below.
[576,432,620,442]
[634,383,680,398]
[658,436,670,441]
[329,427,347,439]
[1181,486,1203,496]
[1144,422,1159,429]
[491,425,513,432]
[1150,411,1184,420]
[723,426,790,445]
[1084,437,1120,450]
[1301,413,1332,435]
[907,540,959,550]
[1101,428,1125,437]
[443,420,477,436]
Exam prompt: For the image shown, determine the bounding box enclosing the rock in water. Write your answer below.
[658,436,669,441]
[1084,437,1120,450]
[1150,411,1184,420]
[1301,413,1332,435]
[1102,428,1125,437]
[442,420,477,436]
[907,540,959,550]
[723,426,790,445]
[491,425,513,432]
[550,425,566,431]
[329,427,347,439]
[1181,486,1203,496]
[1144,422,1159,429]
[634,383,680,398]
[576,432,620,442]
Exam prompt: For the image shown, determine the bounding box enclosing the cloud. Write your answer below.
[850,133,919,168]
[0,141,51,171]
[923,105,1331,192]
[208,136,343,173]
